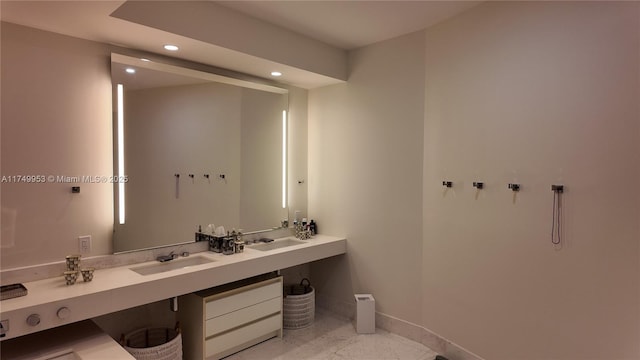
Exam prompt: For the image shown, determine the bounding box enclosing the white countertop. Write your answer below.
[0,320,135,360]
[0,235,346,341]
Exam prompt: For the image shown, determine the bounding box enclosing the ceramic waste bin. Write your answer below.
[354,294,375,334]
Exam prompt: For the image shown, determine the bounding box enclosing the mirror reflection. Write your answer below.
[111,54,288,253]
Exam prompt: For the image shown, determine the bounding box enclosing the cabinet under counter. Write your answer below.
[178,273,283,360]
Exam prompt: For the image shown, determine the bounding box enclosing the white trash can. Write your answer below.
[354,294,375,334]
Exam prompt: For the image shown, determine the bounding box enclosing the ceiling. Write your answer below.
[0,1,480,89]
[217,1,481,50]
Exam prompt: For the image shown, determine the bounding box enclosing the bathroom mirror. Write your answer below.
[111,53,289,253]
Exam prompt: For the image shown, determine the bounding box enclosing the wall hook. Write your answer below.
[508,183,520,192]
[219,174,226,180]
[442,181,452,188]
[188,174,194,179]
[551,184,564,245]
[204,174,210,179]
[472,182,484,189]
[174,174,180,199]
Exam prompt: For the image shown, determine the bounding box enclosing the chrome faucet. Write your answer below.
[157,251,178,262]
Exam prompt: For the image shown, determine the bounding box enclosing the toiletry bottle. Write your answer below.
[196,225,202,241]
[309,219,317,235]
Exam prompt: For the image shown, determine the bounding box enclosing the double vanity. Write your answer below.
[1,47,337,359]
[0,235,346,359]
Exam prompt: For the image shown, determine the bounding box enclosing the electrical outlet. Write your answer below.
[79,235,91,254]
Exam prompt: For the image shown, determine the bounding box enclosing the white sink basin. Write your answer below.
[249,238,306,251]
[130,256,215,276]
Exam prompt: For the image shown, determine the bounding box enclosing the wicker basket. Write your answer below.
[122,327,182,360]
[283,278,315,329]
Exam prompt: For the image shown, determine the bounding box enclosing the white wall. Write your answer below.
[1,23,113,268]
[309,2,640,359]
[308,30,426,322]
[422,2,640,359]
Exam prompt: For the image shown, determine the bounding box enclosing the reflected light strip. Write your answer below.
[282,110,287,209]
[117,84,125,224]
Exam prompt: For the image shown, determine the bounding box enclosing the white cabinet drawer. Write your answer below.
[205,280,281,319]
[179,275,283,360]
[206,296,282,337]
[205,313,282,358]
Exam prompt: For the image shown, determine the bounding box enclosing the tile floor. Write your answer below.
[225,308,440,360]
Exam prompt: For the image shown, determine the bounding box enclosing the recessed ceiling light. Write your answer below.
[140,58,150,62]
[164,44,179,51]
[271,71,282,77]
[125,68,136,74]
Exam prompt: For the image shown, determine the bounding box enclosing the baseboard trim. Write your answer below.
[316,295,484,360]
